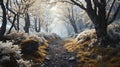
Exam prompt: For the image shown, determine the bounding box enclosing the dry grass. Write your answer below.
[63,29,120,67]
[62,38,80,52]
[64,40,120,67]
[8,32,49,63]
[21,39,48,63]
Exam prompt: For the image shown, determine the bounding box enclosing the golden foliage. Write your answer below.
[77,46,120,67]
[62,39,80,52]
[21,37,48,63]
[63,29,120,67]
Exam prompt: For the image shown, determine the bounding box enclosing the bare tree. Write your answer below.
[0,0,7,40]
[24,12,30,33]
[64,6,79,33]
[70,0,120,46]
[6,0,35,33]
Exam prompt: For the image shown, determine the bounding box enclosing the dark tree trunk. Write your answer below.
[24,13,30,33]
[70,21,78,33]
[7,14,17,34]
[71,0,120,47]
[85,1,109,46]
[0,0,7,40]
[88,13,108,46]
[94,21,108,46]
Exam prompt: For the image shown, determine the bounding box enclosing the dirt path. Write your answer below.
[39,39,78,67]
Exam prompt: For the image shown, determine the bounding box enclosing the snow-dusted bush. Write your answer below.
[75,29,97,47]
[8,32,48,62]
[25,34,48,43]
[108,20,120,41]
[37,32,60,43]
[8,31,60,43]
[8,31,28,44]
[0,41,31,67]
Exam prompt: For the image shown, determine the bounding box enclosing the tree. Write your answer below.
[71,0,120,46]
[6,0,35,33]
[63,5,79,33]
[0,0,7,40]
[24,12,30,33]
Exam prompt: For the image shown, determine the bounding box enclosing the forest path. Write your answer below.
[39,39,78,67]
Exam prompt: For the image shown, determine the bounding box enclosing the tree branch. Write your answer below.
[6,0,16,14]
[0,0,7,39]
[71,0,87,11]
[106,0,116,21]
[108,4,120,25]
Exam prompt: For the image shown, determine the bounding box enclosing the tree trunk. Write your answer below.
[7,14,17,34]
[94,21,108,46]
[24,13,30,33]
[0,0,7,40]
[71,22,78,33]
[86,7,109,46]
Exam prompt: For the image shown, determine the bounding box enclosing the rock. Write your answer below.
[97,55,102,61]
[45,56,50,61]
[69,57,75,61]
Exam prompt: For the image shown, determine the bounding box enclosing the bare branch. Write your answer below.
[71,0,87,10]
[48,1,73,5]
[108,4,120,25]
[7,14,17,34]
[106,0,116,21]
[6,0,16,14]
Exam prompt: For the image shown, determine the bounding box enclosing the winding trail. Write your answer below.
[39,39,78,67]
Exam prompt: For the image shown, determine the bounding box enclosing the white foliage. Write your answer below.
[0,41,22,57]
[0,41,31,67]
[25,34,48,43]
[76,29,97,47]
[108,20,120,40]
[37,32,60,42]
[76,29,96,41]
[17,59,31,67]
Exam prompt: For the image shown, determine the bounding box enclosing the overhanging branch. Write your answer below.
[71,0,87,11]
[108,4,120,25]
[106,0,116,21]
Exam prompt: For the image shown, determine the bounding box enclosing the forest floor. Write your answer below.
[39,39,78,67]
[38,38,120,67]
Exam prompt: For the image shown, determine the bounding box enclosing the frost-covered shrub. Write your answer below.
[8,31,60,44]
[37,32,60,43]
[108,21,120,41]
[75,29,97,47]
[6,31,50,65]
[17,59,31,67]
[0,41,31,67]
[8,31,28,44]
[25,34,48,43]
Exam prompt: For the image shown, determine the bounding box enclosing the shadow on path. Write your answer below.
[39,39,78,67]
